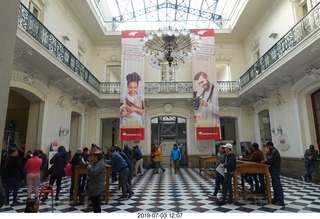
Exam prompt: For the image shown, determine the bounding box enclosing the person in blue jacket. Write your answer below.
[170,144,182,174]
[105,148,134,200]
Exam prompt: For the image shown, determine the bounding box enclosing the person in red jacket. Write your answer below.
[24,149,42,200]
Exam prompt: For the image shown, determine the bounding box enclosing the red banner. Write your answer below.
[196,127,221,140]
[192,29,221,140]
[120,128,144,141]
[120,30,146,141]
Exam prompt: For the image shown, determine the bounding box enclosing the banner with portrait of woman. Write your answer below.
[120,30,146,140]
[192,29,221,140]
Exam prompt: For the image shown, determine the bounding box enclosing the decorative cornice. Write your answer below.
[11,70,49,97]
[219,104,240,114]
[97,106,119,115]
[292,67,320,95]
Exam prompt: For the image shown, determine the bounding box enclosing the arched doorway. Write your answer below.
[3,88,43,155]
[101,118,120,149]
[258,109,271,143]
[311,89,320,149]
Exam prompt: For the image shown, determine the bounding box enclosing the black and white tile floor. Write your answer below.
[1,167,320,213]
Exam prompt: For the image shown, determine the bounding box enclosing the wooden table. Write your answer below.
[198,155,217,178]
[73,164,112,205]
[233,161,272,204]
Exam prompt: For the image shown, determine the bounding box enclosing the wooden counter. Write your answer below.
[73,164,112,205]
[198,155,217,178]
[233,161,272,204]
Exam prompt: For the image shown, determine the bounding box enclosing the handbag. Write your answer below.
[64,163,73,177]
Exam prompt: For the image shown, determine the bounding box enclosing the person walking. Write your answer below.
[302,144,318,182]
[216,143,236,205]
[154,143,166,174]
[24,149,42,200]
[86,149,106,213]
[43,145,68,201]
[262,141,285,206]
[208,144,225,199]
[2,147,23,205]
[170,144,181,174]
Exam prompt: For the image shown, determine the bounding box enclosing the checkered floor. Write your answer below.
[1,167,320,213]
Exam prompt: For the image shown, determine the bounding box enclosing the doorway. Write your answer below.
[150,116,187,166]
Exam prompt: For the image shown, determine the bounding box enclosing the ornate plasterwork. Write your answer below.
[97,106,119,116]
[147,106,191,119]
[11,70,49,97]
[274,93,285,106]
[219,104,240,114]
[292,67,320,95]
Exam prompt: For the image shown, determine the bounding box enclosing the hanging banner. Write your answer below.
[120,30,146,141]
[192,29,221,140]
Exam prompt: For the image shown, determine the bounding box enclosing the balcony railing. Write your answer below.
[238,1,320,88]
[17,2,320,95]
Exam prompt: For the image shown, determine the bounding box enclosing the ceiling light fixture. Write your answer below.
[138,27,202,69]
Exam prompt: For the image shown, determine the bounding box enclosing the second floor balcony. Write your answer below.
[14,2,320,107]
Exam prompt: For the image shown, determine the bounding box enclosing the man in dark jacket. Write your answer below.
[262,141,284,206]
[106,149,134,200]
[216,143,236,205]
[43,146,68,201]
[302,144,318,182]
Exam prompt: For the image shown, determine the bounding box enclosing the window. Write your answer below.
[28,0,44,22]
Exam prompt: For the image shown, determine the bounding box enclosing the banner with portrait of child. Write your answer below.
[120,30,146,141]
[191,29,221,140]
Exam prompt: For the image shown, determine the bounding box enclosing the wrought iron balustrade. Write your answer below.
[238,1,320,89]
[17,2,320,95]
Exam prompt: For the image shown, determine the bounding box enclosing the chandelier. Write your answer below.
[138,28,202,69]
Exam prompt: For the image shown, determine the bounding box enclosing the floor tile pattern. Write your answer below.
[1,167,320,213]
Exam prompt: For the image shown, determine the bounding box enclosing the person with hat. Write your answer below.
[86,149,106,213]
[262,141,284,206]
[69,148,86,199]
[302,144,318,182]
[216,143,236,205]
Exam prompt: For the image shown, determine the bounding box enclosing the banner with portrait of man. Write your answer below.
[120,30,146,140]
[192,29,221,140]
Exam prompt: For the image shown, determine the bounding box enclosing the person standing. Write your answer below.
[86,150,106,213]
[262,141,285,206]
[115,146,133,187]
[106,148,134,200]
[170,144,181,174]
[69,148,86,199]
[216,143,236,205]
[24,149,42,200]
[239,143,266,193]
[133,145,144,176]
[154,143,166,174]
[208,144,225,199]
[302,144,318,182]
[3,147,23,205]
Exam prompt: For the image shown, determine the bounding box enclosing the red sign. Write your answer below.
[196,127,221,140]
[120,128,144,141]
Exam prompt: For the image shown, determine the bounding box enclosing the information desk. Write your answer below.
[233,161,272,204]
[73,164,112,205]
[198,155,217,178]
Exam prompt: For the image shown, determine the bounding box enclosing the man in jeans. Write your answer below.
[216,143,236,205]
[302,144,318,182]
[208,145,225,199]
[262,141,285,206]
